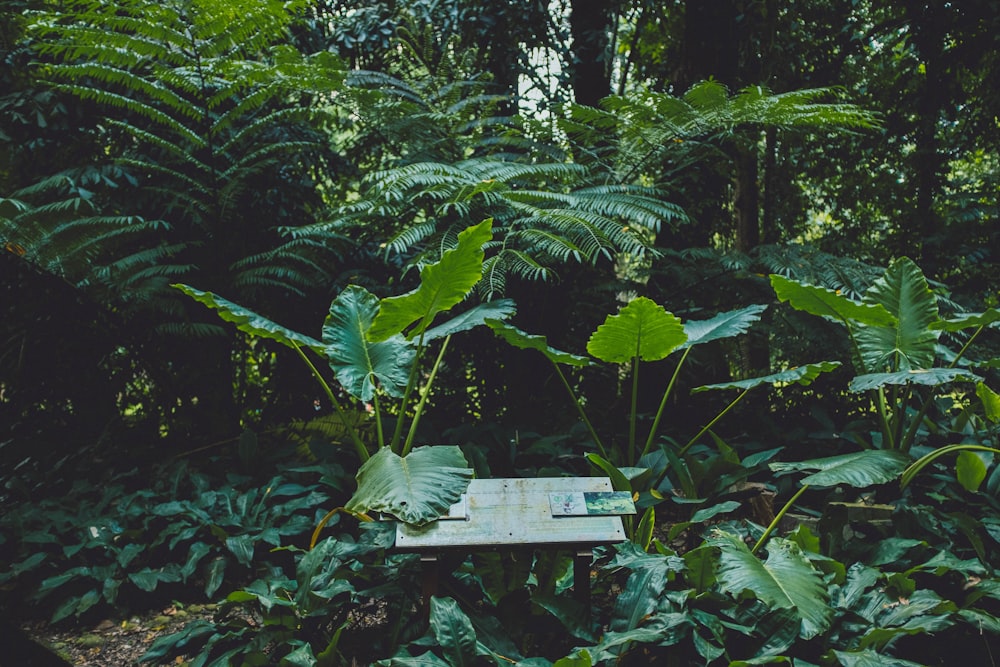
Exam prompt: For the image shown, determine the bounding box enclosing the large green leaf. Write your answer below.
[368,219,493,342]
[322,285,414,401]
[423,299,516,342]
[680,304,767,349]
[486,319,590,367]
[770,274,895,327]
[692,361,841,392]
[345,446,473,525]
[712,532,831,639]
[174,284,322,352]
[769,450,909,488]
[956,451,989,492]
[848,368,982,393]
[856,257,939,372]
[587,297,686,363]
[930,308,1000,331]
[429,596,479,667]
[832,650,924,667]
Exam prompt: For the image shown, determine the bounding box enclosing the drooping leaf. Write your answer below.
[587,297,686,363]
[345,446,473,525]
[322,285,414,401]
[692,361,841,392]
[770,450,909,488]
[848,368,982,393]
[174,284,323,352]
[712,532,832,639]
[856,257,939,372]
[423,299,516,342]
[680,304,767,349]
[429,596,479,667]
[584,454,632,492]
[368,219,492,342]
[930,308,1000,331]
[770,274,895,327]
[956,451,989,492]
[486,319,590,367]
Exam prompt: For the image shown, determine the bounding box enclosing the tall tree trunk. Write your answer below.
[569,0,617,106]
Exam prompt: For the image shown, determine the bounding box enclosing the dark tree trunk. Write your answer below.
[569,0,618,106]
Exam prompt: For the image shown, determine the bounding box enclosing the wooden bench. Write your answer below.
[393,477,634,604]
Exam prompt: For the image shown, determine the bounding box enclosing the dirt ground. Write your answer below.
[16,603,216,667]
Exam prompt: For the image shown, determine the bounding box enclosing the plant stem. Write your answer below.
[389,343,425,452]
[372,389,385,449]
[629,356,640,465]
[681,388,750,457]
[641,348,690,460]
[294,345,369,462]
[401,335,451,456]
[553,363,608,459]
[752,484,809,554]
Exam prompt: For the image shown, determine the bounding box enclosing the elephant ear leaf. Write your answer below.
[173,284,323,353]
[681,304,767,349]
[848,368,982,393]
[692,361,841,392]
[486,319,590,367]
[587,297,686,363]
[856,257,939,372]
[770,274,895,327]
[368,219,492,342]
[712,532,832,639]
[769,450,909,488]
[345,446,473,526]
[930,308,1000,332]
[423,299,516,342]
[322,285,414,401]
[429,596,480,667]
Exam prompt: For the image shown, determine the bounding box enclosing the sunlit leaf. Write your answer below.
[930,308,1000,331]
[770,274,895,326]
[956,451,989,492]
[369,219,492,342]
[423,299,516,341]
[587,297,686,363]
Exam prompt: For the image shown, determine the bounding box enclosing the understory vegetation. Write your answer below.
[2,1,1000,666]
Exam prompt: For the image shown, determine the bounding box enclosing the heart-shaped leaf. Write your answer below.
[345,446,473,525]
[322,285,414,401]
[587,297,686,363]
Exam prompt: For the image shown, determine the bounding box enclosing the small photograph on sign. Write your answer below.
[548,491,636,516]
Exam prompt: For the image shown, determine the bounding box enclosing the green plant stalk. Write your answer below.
[294,345,369,462]
[752,484,810,555]
[371,388,385,450]
[389,343,426,453]
[640,348,690,460]
[875,388,895,450]
[649,388,750,492]
[401,335,451,457]
[900,444,1000,488]
[552,363,608,459]
[629,355,640,465]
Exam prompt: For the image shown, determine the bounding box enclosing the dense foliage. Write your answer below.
[2,1,1000,666]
